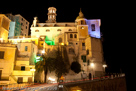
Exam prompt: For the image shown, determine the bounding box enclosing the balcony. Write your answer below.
[12,71,32,76]
[17,55,29,61]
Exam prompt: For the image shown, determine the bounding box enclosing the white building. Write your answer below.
[6,14,29,38]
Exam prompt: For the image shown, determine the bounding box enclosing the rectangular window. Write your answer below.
[25,46,28,51]
[82,43,85,50]
[86,49,89,55]
[91,24,95,31]
[21,66,25,71]
[0,51,4,59]
[81,55,86,62]
[82,43,85,46]
[70,34,73,38]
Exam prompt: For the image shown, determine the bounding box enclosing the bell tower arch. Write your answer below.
[46,7,57,23]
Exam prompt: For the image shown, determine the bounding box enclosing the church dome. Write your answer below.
[76,8,85,19]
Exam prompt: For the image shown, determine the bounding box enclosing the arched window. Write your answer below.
[57,29,61,31]
[46,29,50,32]
[70,34,73,38]
[69,29,72,31]
[59,38,62,43]
[81,20,84,24]
[53,10,55,13]
[81,26,84,29]
[74,34,77,38]
[91,24,95,31]
[35,30,39,32]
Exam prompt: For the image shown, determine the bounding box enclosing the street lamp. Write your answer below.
[90,63,94,80]
[42,50,45,54]
[103,64,107,72]
[30,69,36,84]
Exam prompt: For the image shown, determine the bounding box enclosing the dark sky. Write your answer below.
[0,1,126,73]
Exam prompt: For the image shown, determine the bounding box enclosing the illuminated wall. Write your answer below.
[0,44,17,85]
[12,42,37,83]
[0,14,11,41]
[86,19,101,38]
[8,21,15,38]
[2,17,10,30]
[9,38,39,46]
[77,25,88,39]
[85,37,103,76]
[16,42,38,65]
[0,17,2,26]
[31,26,76,40]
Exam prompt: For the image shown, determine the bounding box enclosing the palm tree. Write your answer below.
[35,45,70,83]
[35,55,55,83]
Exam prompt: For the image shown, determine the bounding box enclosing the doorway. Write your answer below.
[17,77,23,83]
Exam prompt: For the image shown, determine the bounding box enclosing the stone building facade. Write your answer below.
[31,7,103,82]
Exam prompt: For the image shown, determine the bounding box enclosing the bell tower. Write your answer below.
[75,8,86,25]
[46,7,57,23]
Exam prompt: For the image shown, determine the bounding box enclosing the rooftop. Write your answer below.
[33,22,76,27]
[0,43,16,48]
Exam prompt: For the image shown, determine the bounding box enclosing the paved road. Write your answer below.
[20,83,58,91]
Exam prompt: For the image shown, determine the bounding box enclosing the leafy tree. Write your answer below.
[54,46,69,82]
[71,55,81,73]
[71,61,81,73]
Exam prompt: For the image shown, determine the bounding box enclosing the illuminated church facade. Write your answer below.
[0,7,104,85]
[31,7,103,82]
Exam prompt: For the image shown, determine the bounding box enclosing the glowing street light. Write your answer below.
[42,50,45,54]
[48,77,55,81]
[90,63,94,68]
[0,38,3,42]
[103,64,107,72]
[90,63,94,80]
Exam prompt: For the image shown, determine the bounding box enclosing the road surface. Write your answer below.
[20,83,58,91]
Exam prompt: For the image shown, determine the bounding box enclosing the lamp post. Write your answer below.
[90,63,94,80]
[30,69,36,84]
[103,64,107,72]
[103,64,107,76]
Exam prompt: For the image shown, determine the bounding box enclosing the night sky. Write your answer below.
[0,1,126,73]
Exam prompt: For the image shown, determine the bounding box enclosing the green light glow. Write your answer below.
[45,36,55,45]
[35,56,43,63]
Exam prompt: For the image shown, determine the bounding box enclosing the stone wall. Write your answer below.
[63,77,126,91]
